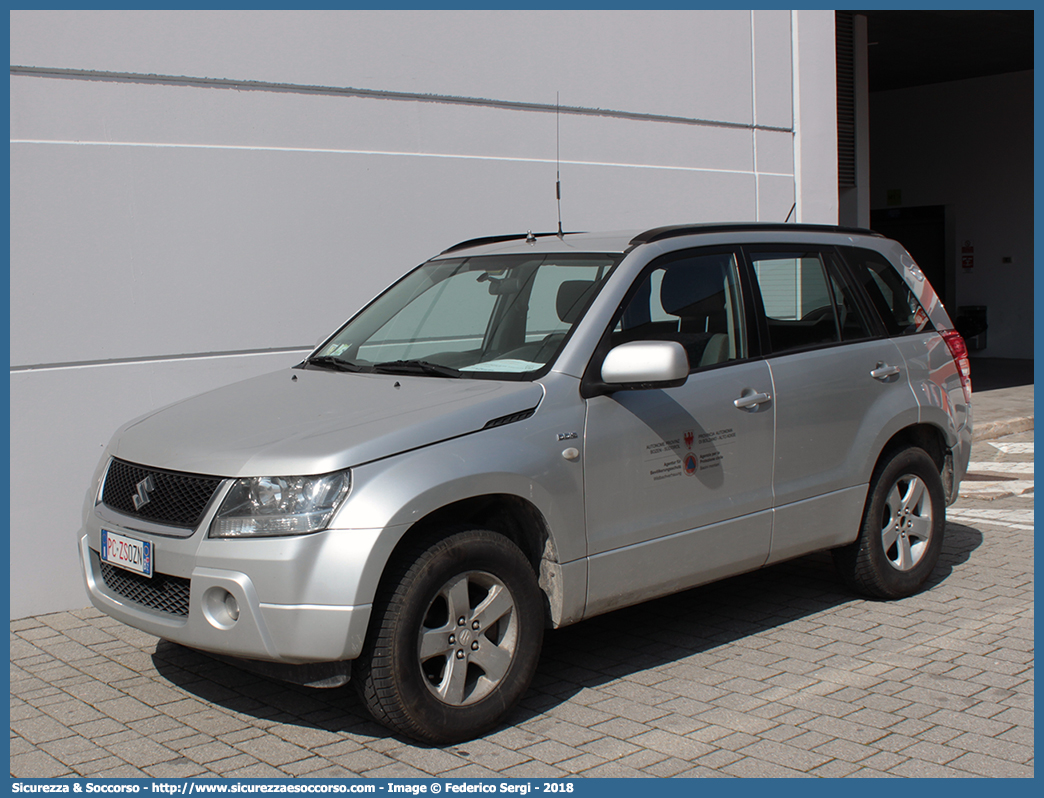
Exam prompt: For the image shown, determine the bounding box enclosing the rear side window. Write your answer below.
[841,247,932,336]
[747,248,874,355]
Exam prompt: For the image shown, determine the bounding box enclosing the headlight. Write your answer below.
[209,470,351,538]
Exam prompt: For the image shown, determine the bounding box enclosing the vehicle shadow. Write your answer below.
[150,521,984,746]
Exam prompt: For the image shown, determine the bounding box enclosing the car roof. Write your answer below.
[436,223,882,259]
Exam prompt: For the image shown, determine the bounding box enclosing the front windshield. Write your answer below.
[312,253,620,378]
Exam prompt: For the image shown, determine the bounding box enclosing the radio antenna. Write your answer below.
[556,92,563,238]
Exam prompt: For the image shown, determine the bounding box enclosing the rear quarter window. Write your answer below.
[841,247,933,336]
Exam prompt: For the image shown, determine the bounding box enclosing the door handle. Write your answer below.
[870,363,901,381]
[734,390,772,409]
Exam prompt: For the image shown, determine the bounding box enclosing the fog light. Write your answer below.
[203,587,241,629]
[224,592,240,622]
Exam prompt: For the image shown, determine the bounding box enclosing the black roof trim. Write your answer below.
[631,223,881,247]
[440,231,579,255]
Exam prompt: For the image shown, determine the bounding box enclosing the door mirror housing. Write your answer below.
[599,340,689,391]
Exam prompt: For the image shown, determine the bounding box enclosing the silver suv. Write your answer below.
[79,224,973,743]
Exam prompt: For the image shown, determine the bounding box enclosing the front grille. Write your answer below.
[94,550,191,617]
[102,459,222,528]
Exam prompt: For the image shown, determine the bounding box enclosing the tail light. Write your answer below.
[941,329,972,405]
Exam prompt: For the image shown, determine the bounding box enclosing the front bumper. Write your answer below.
[79,510,376,665]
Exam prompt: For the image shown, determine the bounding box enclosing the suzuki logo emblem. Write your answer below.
[132,476,156,510]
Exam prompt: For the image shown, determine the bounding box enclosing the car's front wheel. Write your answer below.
[355,528,543,744]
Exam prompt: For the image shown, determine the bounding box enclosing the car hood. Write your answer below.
[111,368,544,477]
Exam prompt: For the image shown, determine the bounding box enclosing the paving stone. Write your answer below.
[38,613,90,631]
[996,725,1035,749]
[90,763,150,778]
[518,738,586,766]
[207,753,267,774]
[859,749,909,771]
[889,759,967,778]
[948,751,1035,778]
[948,731,1034,763]
[40,698,109,727]
[628,728,714,761]
[646,712,704,736]
[383,744,470,775]
[438,763,503,778]
[143,758,211,778]
[11,714,76,745]
[555,752,609,774]
[804,715,891,746]
[70,756,129,776]
[613,747,670,771]
[518,716,602,747]
[737,739,831,772]
[233,734,312,767]
[223,762,289,778]
[588,716,650,740]
[696,705,777,735]
[498,761,567,778]
[11,748,76,777]
[570,761,647,778]
[923,707,1015,738]
[810,759,864,777]
[577,735,639,761]
[180,739,243,765]
[722,756,808,778]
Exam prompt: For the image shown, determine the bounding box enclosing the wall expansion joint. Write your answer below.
[11,65,794,134]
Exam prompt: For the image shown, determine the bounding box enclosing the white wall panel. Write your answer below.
[10,352,304,620]
[10,10,839,617]
[12,10,757,124]
[753,10,794,130]
[13,141,770,367]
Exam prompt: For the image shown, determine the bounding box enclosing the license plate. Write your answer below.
[101,530,153,578]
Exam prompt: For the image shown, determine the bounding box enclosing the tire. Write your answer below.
[833,447,946,599]
[355,528,544,744]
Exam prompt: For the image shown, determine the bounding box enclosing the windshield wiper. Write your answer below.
[371,359,462,378]
[301,355,370,373]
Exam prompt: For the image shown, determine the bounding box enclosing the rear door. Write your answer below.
[743,245,917,563]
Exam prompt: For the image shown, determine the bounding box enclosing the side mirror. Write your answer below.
[600,340,690,389]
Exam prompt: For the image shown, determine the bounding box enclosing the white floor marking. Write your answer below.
[986,441,1034,455]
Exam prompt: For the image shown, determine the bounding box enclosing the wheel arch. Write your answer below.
[870,422,954,502]
[399,493,556,573]
[374,493,573,629]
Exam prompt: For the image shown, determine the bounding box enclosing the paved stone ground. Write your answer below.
[11,433,1033,779]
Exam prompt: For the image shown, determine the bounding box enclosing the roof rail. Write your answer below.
[630,222,881,247]
[440,231,566,255]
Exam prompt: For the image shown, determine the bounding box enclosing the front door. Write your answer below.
[582,249,775,617]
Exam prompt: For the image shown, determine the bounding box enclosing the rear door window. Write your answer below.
[746,247,874,355]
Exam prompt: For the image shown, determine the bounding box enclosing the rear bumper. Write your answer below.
[947,404,974,505]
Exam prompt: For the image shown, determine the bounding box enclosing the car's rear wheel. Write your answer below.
[833,447,946,599]
[355,528,543,744]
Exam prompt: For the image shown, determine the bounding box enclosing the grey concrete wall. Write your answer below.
[10,10,839,618]
[869,71,1034,360]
